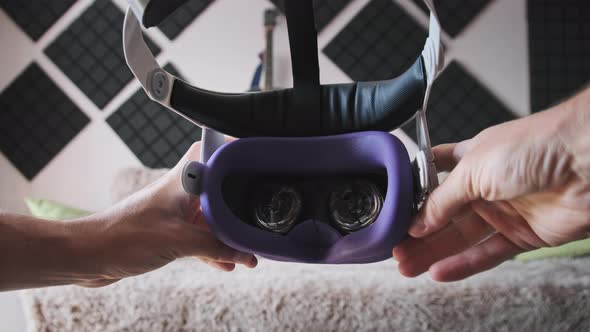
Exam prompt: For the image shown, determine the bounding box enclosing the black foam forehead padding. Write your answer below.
[141,0,426,137]
[169,56,425,137]
[142,0,189,28]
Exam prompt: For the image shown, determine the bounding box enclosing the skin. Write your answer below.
[393,86,590,282]
[0,142,257,291]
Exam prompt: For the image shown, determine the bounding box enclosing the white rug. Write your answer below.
[20,257,590,332]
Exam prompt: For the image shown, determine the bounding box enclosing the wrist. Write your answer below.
[556,88,590,183]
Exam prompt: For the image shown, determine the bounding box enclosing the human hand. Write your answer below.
[393,99,590,282]
[73,142,257,287]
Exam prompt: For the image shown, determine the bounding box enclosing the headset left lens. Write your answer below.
[251,183,302,234]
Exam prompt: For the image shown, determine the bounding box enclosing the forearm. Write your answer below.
[0,212,99,291]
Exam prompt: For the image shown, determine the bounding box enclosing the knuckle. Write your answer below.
[208,241,232,261]
[456,159,479,201]
[425,193,444,225]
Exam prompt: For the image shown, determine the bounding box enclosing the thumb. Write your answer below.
[409,159,478,237]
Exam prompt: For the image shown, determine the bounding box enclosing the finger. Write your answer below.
[77,278,120,288]
[178,136,235,167]
[180,228,258,267]
[191,209,209,229]
[408,139,477,237]
[198,258,236,272]
[409,159,478,237]
[429,233,523,282]
[395,208,492,262]
[175,142,202,172]
[470,200,548,250]
[210,262,236,271]
[432,143,459,172]
[395,205,467,262]
[432,139,475,172]
[395,209,495,277]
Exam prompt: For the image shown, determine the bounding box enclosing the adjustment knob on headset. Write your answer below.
[181,161,205,196]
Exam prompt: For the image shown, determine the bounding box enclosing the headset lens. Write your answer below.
[329,180,383,232]
[252,183,302,233]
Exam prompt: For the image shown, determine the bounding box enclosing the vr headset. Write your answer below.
[123,0,443,264]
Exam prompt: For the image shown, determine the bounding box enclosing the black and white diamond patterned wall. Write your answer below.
[0,0,76,40]
[271,0,352,32]
[158,0,216,39]
[324,0,427,81]
[0,0,588,214]
[412,0,491,37]
[528,0,590,112]
[401,61,515,145]
[45,0,161,109]
[0,63,89,179]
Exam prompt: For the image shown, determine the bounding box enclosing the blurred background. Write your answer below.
[3,0,590,214]
[0,0,589,329]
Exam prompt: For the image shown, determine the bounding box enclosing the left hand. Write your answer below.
[74,142,257,287]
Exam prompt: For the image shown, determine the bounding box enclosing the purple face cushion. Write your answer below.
[182,131,414,264]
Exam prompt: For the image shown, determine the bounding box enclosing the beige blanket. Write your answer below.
[20,257,590,332]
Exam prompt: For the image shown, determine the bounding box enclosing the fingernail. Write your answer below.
[409,221,426,237]
[392,249,401,262]
[248,256,258,268]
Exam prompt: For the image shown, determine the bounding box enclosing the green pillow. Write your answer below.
[25,198,91,221]
[515,238,590,261]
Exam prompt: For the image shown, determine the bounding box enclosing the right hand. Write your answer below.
[393,102,590,282]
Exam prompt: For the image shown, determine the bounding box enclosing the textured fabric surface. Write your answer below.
[20,258,590,332]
